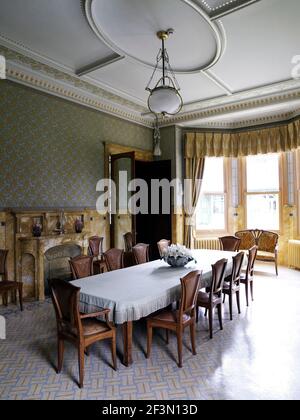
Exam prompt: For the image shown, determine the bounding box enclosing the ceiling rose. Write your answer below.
[85,0,225,74]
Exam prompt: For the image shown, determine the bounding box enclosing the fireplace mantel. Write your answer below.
[0,208,110,303]
[16,232,89,301]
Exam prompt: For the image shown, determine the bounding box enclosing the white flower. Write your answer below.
[163,244,193,261]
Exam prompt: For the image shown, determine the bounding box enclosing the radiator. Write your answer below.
[288,240,300,269]
[194,238,221,250]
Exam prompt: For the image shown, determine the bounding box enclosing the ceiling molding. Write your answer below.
[181,109,300,130]
[1,45,154,128]
[75,54,125,76]
[0,32,149,111]
[84,0,226,74]
[159,84,300,127]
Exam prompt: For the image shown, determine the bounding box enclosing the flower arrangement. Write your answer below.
[162,244,194,267]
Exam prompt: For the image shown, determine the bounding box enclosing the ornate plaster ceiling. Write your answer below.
[0,0,299,129]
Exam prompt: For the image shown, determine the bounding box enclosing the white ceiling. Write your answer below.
[0,0,299,128]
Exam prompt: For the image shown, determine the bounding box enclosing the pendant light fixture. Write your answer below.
[146,29,183,116]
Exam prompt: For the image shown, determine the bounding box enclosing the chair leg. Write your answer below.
[18,283,23,311]
[250,281,254,302]
[245,282,249,307]
[78,344,85,389]
[223,294,226,304]
[208,308,213,339]
[146,323,153,359]
[166,329,169,345]
[57,338,64,374]
[177,328,183,368]
[217,304,223,331]
[196,306,199,323]
[190,322,196,356]
[236,290,241,314]
[3,292,8,306]
[111,332,117,371]
[205,308,208,317]
[275,257,278,276]
[229,293,233,321]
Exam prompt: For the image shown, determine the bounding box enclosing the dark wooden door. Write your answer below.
[135,160,172,260]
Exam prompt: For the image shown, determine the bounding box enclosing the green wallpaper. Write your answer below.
[0,81,153,208]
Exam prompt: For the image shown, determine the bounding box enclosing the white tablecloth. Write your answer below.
[71,250,238,324]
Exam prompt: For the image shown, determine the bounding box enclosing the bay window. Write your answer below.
[196,157,227,232]
[245,154,280,231]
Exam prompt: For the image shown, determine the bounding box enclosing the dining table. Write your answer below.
[71,249,240,366]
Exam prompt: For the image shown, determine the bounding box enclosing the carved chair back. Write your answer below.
[219,236,241,252]
[104,249,124,272]
[132,243,150,265]
[88,236,104,259]
[179,271,202,319]
[157,239,171,258]
[69,256,94,280]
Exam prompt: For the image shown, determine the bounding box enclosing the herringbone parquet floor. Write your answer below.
[1,263,300,400]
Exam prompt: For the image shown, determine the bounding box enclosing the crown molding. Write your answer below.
[0,32,150,112]
[0,44,154,128]
[159,79,300,127]
[181,109,300,130]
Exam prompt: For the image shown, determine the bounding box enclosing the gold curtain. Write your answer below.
[185,119,300,158]
[184,157,205,248]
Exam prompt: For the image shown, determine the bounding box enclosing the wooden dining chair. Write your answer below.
[88,236,106,274]
[0,249,23,311]
[157,239,171,258]
[124,232,134,252]
[222,252,244,320]
[219,236,241,252]
[132,243,150,265]
[196,259,228,339]
[104,249,124,272]
[146,270,202,368]
[69,255,94,280]
[240,245,258,306]
[49,279,116,388]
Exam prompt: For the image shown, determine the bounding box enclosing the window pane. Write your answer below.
[247,194,279,231]
[247,154,279,192]
[196,194,225,230]
[202,158,224,193]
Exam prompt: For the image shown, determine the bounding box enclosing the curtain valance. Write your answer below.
[185,119,300,158]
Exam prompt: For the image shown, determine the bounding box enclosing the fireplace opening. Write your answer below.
[44,244,82,295]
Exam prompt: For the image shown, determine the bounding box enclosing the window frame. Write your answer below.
[195,157,230,236]
[242,153,283,234]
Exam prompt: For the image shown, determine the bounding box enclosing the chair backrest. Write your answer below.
[69,256,93,280]
[0,249,8,280]
[88,236,104,258]
[179,270,202,318]
[104,248,124,272]
[229,252,245,288]
[157,239,171,258]
[257,231,279,253]
[210,259,228,297]
[132,243,150,265]
[124,232,134,252]
[49,278,82,336]
[235,230,256,250]
[219,236,241,252]
[246,246,258,279]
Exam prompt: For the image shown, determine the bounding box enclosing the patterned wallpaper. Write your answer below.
[0,81,153,208]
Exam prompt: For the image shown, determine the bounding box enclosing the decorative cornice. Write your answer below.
[159,82,300,128]
[0,44,154,128]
